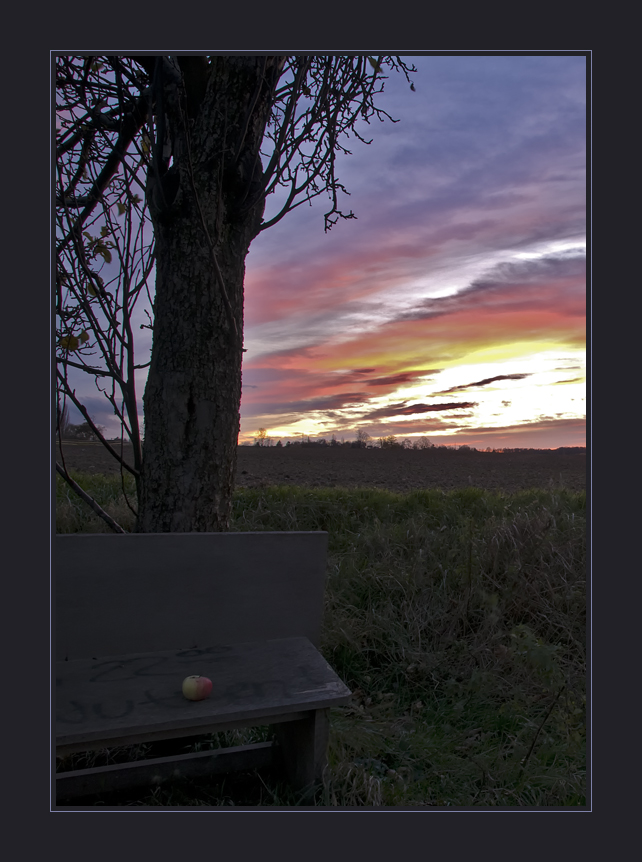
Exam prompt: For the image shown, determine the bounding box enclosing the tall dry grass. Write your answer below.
[55,475,586,806]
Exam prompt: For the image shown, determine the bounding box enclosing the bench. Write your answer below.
[55,531,351,805]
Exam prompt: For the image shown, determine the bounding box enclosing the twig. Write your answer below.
[56,462,127,534]
[520,686,565,773]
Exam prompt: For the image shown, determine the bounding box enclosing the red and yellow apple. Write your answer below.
[181,675,213,701]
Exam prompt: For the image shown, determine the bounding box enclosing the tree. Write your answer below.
[254,428,269,447]
[355,429,371,448]
[413,436,433,450]
[56,55,416,532]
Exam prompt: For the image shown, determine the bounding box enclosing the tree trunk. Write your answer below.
[138,57,280,532]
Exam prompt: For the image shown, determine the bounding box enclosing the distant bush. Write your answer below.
[61,421,105,442]
[254,428,273,447]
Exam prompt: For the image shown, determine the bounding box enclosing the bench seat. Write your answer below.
[57,636,350,753]
[56,636,351,802]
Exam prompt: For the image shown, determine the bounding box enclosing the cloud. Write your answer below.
[359,400,478,422]
[365,371,437,387]
[242,391,369,419]
[459,416,585,437]
[397,251,585,324]
[241,362,443,416]
[554,376,585,385]
[246,56,586,343]
[438,373,531,393]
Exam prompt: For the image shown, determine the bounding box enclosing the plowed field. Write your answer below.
[56,442,585,495]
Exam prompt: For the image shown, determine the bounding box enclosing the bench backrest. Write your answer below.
[56,531,329,660]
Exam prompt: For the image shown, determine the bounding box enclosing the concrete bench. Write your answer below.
[55,531,351,804]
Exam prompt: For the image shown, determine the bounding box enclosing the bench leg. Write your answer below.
[274,709,329,803]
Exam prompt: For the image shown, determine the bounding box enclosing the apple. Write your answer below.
[182,675,213,701]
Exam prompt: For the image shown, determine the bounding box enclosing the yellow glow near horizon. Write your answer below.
[239,346,585,444]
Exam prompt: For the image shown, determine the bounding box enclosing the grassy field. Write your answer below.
[55,473,587,807]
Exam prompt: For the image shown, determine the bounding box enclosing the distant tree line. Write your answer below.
[252,429,435,449]
[248,427,585,453]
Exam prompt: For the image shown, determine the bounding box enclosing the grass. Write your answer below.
[55,473,587,807]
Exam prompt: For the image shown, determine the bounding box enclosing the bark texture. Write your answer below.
[138,57,281,532]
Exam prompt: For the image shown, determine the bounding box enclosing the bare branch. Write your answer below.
[57,92,150,254]
[55,370,140,478]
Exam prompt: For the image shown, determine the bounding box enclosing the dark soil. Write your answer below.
[56,442,585,495]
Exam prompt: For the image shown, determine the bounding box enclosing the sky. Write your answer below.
[62,54,587,450]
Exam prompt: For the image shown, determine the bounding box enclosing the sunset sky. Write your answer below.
[65,54,587,450]
[240,54,586,448]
